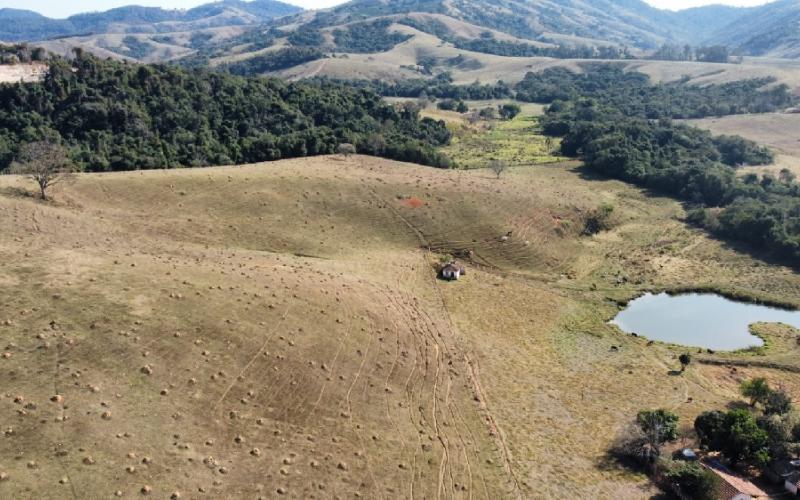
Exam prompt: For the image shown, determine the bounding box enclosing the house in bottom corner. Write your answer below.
[703,459,769,500]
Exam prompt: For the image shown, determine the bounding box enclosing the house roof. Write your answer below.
[703,460,769,498]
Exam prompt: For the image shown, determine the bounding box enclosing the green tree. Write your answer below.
[498,103,521,120]
[741,377,771,407]
[696,409,770,467]
[764,388,792,416]
[679,353,692,372]
[695,410,726,451]
[636,409,679,457]
[779,168,796,184]
[478,107,497,120]
[666,461,721,500]
[584,202,615,235]
[722,409,770,466]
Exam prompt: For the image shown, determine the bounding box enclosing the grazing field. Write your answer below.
[3,151,800,498]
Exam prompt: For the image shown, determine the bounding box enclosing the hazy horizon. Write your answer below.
[0,0,773,19]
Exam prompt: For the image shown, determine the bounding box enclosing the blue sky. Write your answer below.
[0,0,773,19]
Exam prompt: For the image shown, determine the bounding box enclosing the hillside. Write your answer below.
[0,0,302,42]
[167,0,800,86]
[17,0,796,69]
[286,0,748,49]
[706,0,800,58]
[3,149,800,497]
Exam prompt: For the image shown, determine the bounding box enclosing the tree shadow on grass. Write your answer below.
[0,186,36,200]
[725,400,751,411]
[597,446,666,498]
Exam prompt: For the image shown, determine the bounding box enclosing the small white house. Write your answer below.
[440,262,466,281]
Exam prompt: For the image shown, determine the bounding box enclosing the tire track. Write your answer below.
[367,186,524,498]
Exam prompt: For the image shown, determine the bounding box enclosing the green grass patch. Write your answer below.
[442,112,565,169]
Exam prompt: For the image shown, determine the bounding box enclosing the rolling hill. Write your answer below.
[167,0,799,85]
[0,0,302,42]
[3,145,800,497]
[707,0,800,58]
[7,0,800,73]
[278,0,746,49]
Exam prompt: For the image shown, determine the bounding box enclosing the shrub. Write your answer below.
[665,461,721,500]
[584,202,615,235]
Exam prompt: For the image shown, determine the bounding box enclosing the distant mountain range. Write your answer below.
[255,0,799,60]
[302,0,754,49]
[707,0,800,58]
[0,0,302,41]
[2,0,798,68]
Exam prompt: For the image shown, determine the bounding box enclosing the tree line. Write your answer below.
[0,43,48,65]
[318,72,514,101]
[0,52,452,172]
[650,44,732,63]
[515,65,793,117]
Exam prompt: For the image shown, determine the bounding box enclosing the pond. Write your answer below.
[611,292,800,351]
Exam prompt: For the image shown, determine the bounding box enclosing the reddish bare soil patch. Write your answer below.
[401,197,425,208]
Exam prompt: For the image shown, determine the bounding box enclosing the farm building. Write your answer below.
[440,262,466,280]
[703,459,769,499]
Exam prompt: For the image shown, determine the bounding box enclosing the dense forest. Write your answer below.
[332,20,412,53]
[515,65,793,117]
[287,27,325,47]
[0,53,452,171]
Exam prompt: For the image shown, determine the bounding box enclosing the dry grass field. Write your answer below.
[687,113,800,177]
[0,63,48,84]
[3,149,800,498]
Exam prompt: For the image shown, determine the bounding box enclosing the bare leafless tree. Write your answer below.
[488,159,507,179]
[11,141,73,200]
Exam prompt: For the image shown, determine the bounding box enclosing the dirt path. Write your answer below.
[306,58,329,78]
